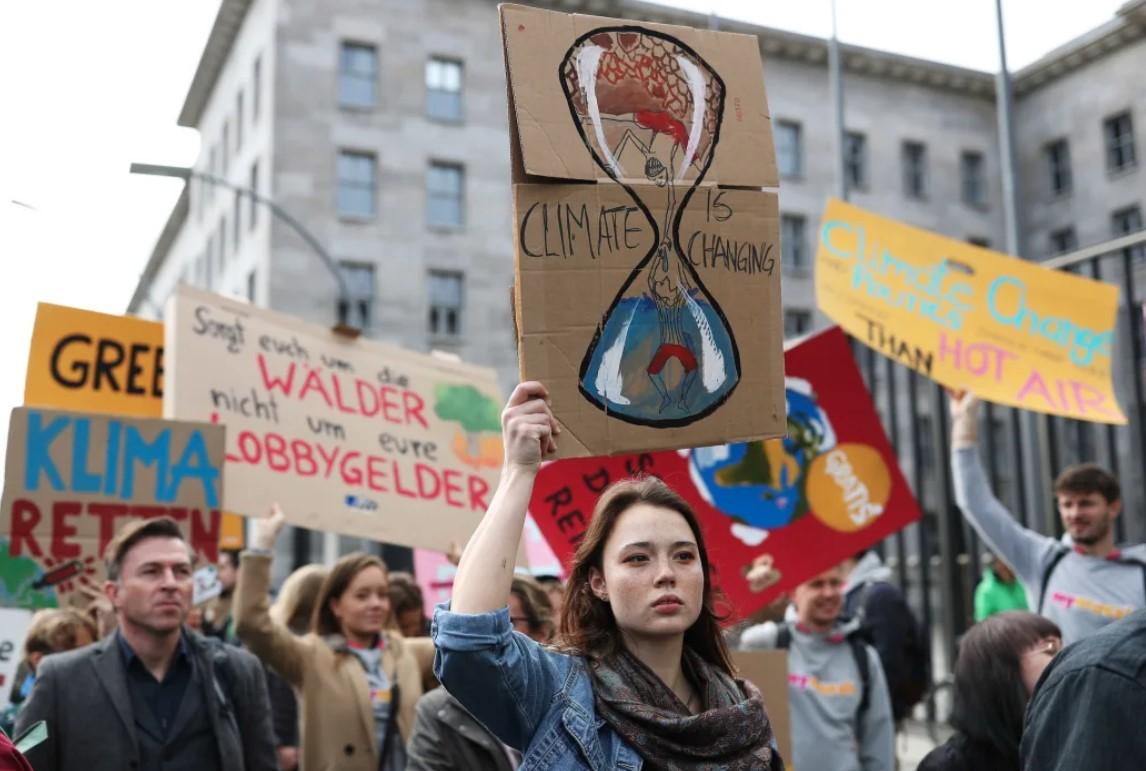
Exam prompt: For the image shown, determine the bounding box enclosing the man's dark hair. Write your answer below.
[219,549,242,569]
[1054,463,1120,503]
[104,517,190,581]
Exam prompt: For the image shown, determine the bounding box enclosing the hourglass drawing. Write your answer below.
[560,27,740,427]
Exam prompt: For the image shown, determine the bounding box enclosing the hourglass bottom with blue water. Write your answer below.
[579,284,739,426]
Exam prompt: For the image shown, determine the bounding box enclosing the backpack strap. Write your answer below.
[846,634,871,720]
[1037,546,1070,615]
[775,623,792,650]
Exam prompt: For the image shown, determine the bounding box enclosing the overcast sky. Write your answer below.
[0,0,1129,469]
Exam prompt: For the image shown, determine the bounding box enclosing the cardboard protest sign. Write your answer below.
[164,285,504,552]
[528,327,921,618]
[731,650,792,764]
[0,407,224,609]
[816,199,1126,424]
[502,4,785,457]
[192,565,223,605]
[24,302,165,417]
[22,301,246,550]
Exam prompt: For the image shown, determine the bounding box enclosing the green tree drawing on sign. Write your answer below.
[434,384,501,461]
[0,539,58,609]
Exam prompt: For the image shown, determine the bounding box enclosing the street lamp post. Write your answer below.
[129,162,353,327]
[829,0,848,201]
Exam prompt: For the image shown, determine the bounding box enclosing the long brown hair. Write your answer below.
[557,476,734,674]
[312,552,389,636]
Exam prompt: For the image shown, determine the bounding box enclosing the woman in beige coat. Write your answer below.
[235,506,434,771]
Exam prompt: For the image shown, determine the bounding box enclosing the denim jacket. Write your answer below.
[431,604,644,771]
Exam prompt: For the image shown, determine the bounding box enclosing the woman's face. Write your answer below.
[589,503,705,644]
[1020,636,1062,696]
[330,565,390,642]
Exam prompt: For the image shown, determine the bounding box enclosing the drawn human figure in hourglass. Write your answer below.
[561,27,740,426]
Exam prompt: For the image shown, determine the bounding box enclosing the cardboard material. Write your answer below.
[0,407,225,609]
[731,650,792,765]
[502,4,785,456]
[528,327,922,617]
[25,302,165,418]
[816,199,1126,424]
[164,285,505,552]
[22,301,246,550]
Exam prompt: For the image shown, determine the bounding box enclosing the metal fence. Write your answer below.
[854,230,1146,720]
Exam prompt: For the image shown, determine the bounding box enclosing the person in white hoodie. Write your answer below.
[741,562,895,771]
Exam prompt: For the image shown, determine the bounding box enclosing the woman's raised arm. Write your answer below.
[450,381,558,615]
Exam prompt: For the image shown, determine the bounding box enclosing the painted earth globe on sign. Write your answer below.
[690,379,836,530]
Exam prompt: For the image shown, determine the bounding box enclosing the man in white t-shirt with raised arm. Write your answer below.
[949,391,1146,644]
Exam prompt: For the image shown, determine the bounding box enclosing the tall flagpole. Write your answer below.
[994,0,1021,256]
[829,0,848,200]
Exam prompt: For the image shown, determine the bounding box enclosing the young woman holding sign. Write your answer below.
[433,381,783,770]
[234,511,435,771]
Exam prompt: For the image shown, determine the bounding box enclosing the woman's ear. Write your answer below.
[588,567,608,602]
[328,595,342,623]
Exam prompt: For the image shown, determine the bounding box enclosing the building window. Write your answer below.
[235,90,244,152]
[781,214,807,270]
[775,120,802,179]
[784,309,812,338]
[902,141,927,199]
[426,57,464,122]
[253,55,262,122]
[1112,205,1145,262]
[1049,227,1077,256]
[967,236,990,248]
[337,150,376,218]
[339,261,375,328]
[844,131,867,192]
[961,150,986,207]
[233,191,242,250]
[249,161,259,229]
[427,162,464,228]
[218,217,227,270]
[208,146,218,204]
[428,270,463,337]
[222,121,230,175]
[1045,138,1071,196]
[205,237,214,286]
[339,42,378,108]
[1104,111,1136,173]
[247,270,256,303]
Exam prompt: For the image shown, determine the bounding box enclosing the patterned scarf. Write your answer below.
[590,648,779,771]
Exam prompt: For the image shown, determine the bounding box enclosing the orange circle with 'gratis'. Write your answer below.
[806,444,892,533]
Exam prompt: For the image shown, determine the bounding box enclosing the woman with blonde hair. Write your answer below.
[433,382,782,770]
[235,509,434,771]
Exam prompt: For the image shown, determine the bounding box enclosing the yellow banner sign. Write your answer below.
[815,200,1126,424]
[25,303,165,418]
[23,302,245,548]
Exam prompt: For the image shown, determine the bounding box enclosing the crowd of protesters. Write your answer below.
[3,384,1146,771]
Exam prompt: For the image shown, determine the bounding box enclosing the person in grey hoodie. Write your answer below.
[949,392,1146,645]
[741,562,895,771]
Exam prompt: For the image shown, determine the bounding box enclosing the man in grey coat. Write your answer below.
[16,517,276,771]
